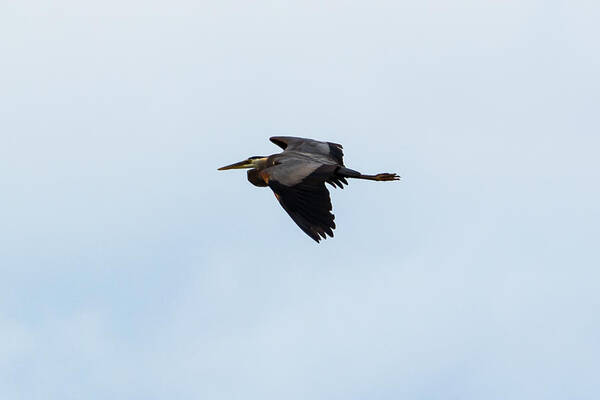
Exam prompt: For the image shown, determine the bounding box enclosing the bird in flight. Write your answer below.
[218,136,400,242]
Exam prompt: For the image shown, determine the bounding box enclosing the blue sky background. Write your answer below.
[1,1,599,399]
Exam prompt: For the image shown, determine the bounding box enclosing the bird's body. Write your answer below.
[218,136,399,242]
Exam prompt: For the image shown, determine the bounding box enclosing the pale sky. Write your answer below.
[1,1,599,399]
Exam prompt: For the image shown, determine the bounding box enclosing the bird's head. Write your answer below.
[218,156,268,171]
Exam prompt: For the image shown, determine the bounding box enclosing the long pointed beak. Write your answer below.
[218,159,254,170]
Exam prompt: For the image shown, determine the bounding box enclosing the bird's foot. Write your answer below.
[375,173,400,181]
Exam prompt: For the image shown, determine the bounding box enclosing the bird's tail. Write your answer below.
[336,167,400,182]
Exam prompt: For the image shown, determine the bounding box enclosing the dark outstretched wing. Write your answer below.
[265,163,344,243]
[269,178,335,243]
[270,136,345,165]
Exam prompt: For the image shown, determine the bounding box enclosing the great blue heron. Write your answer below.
[218,136,400,242]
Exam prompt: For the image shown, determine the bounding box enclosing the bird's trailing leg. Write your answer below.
[336,167,400,181]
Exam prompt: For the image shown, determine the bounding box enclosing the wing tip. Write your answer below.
[309,230,335,243]
[269,136,288,149]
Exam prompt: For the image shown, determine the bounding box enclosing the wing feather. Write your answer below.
[268,170,338,243]
[270,136,345,165]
